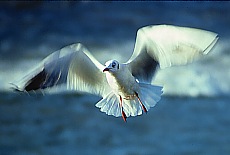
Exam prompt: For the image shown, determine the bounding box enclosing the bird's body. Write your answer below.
[105,63,138,98]
[103,63,146,121]
[12,25,219,121]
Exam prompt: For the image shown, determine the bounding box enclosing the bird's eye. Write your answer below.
[112,62,116,68]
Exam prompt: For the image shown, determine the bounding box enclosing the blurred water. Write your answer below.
[0,92,230,155]
[0,2,230,155]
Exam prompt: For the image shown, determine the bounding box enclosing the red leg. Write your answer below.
[135,92,147,113]
[119,95,127,122]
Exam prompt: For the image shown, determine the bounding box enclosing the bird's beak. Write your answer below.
[103,67,110,72]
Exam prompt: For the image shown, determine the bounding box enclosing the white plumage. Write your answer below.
[12,25,218,122]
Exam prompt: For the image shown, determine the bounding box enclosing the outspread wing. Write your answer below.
[126,25,219,82]
[12,43,110,96]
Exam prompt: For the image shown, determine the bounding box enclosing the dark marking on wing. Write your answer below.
[130,51,159,82]
[24,69,47,91]
[24,65,68,92]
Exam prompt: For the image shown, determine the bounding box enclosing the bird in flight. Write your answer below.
[12,25,218,122]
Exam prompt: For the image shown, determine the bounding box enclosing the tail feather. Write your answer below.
[96,92,121,117]
[122,99,142,117]
[139,83,163,111]
[96,83,163,118]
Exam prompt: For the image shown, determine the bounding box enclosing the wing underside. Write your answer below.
[12,43,110,97]
[126,25,218,83]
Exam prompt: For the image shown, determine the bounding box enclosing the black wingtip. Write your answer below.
[24,69,47,92]
[9,69,47,93]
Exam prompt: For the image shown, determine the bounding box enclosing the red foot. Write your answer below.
[135,92,147,114]
[141,103,147,113]
[122,110,127,122]
[119,95,127,122]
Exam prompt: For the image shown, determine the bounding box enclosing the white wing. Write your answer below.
[126,25,218,82]
[12,43,110,97]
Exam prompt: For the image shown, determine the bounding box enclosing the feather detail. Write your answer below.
[95,83,163,118]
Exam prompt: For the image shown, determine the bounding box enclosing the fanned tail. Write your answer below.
[95,83,163,119]
[138,83,163,112]
[95,92,121,117]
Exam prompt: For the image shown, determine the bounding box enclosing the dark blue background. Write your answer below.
[0,2,230,155]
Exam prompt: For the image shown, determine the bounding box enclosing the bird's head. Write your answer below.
[103,60,120,73]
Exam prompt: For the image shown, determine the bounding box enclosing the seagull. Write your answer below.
[12,25,218,122]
